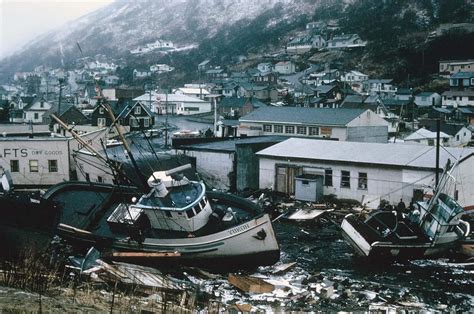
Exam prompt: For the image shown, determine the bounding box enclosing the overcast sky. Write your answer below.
[0,0,114,59]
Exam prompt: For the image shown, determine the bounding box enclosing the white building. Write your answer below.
[23,98,52,123]
[0,129,107,187]
[174,87,210,99]
[238,107,389,143]
[257,138,474,209]
[441,90,474,107]
[133,92,211,115]
[274,61,296,75]
[414,92,441,107]
[404,128,451,146]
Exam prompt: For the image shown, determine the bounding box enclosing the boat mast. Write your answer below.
[102,102,149,192]
[435,119,440,187]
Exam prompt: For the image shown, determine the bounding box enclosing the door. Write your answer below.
[275,165,302,195]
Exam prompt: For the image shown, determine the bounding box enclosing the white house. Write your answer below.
[404,128,451,146]
[23,98,52,123]
[238,107,389,143]
[174,87,210,99]
[326,34,366,49]
[133,69,151,80]
[414,92,441,107]
[274,61,296,75]
[442,90,474,107]
[257,138,474,209]
[150,64,174,73]
[257,63,273,73]
[364,79,397,96]
[133,92,211,115]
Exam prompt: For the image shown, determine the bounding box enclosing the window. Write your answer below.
[10,160,19,172]
[358,172,367,190]
[97,176,103,183]
[85,173,90,181]
[34,113,39,120]
[324,169,333,187]
[48,160,58,172]
[29,160,39,172]
[186,208,195,219]
[143,117,149,128]
[274,125,283,133]
[134,106,141,114]
[285,125,295,134]
[40,102,44,108]
[130,117,138,127]
[341,170,350,188]
[263,124,272,132]
[297,126,307,135]
[99,107,104,114]
[308,126,319,136]
[97,118,106,127]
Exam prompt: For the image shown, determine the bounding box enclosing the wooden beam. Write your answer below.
[110,252,181,258]
[228,274,274,293]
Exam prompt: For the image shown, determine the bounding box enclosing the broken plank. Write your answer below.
[272,262,297,274]
[109,252,181,258]
[228,274,274,294]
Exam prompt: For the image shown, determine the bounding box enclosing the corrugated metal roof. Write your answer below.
[239,107,367,126]
[257,138,474,169]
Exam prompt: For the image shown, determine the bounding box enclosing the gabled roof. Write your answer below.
[383,99,410,107]
[257,138,473,170]
[396,88,412,95]
[426,123,467,136]
[405,128,450,141]
[118,101,153,119]
[239,107,368,126]
[315,84,337,94]
[367,79,393,84]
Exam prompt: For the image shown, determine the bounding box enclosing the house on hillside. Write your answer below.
[237,83,278,102]
[252,71,278,85]
[414,92,441,107]
[274,61,296,75]
[238,107,388,143]
[256,138,474,208]
[449,71,474,89]
[441,90,474,107]
[133,69,152,80]
[364,79,397,96]
[327,34,366,49]
[134,93,211,115]
[439,59,474,77]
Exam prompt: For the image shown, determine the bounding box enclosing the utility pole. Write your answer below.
[58,78,64,119]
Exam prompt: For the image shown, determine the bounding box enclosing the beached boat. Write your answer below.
[43,164,280,268]
[341,161,470,259]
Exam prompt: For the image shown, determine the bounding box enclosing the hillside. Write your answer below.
[0,0,472,85]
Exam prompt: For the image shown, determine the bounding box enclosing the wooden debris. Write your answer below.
[287,209,333,221]
[108,251,181,258]
[228,274,274,294]
[272,262,297,274]
[234,303,253,312]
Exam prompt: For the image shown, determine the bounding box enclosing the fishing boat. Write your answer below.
[341,161,470,259]
[43,163,280,268]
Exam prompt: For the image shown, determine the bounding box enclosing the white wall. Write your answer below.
[0,138,70,186]
[178,150,234,190]
[259,157,441,208]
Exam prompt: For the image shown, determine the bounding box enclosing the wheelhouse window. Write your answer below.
[341,170,350,188]
[324,169,333,187]
[274,125,283,133]
[186,208,196,219]
[48,160,58,172]
[263,124,272,132]
[358,172,367,190]
[29,160,39,172]
[10,160,19,172]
